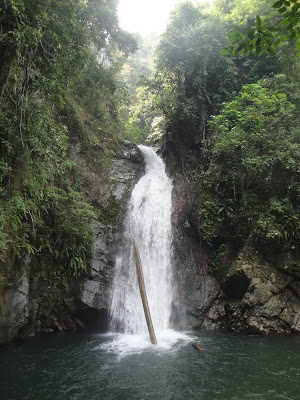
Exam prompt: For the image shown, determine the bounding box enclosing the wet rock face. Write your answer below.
[110,141,144,202]
[171,175,224,330]
[223,247,300,334]
[0,256,30,344]
[81,226,118,311]
[80,142,145,314]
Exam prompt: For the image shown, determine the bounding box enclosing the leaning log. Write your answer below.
[133,241,157,345]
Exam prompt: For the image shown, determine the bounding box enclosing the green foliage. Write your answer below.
[208,244,227,272]
[150,2,238,145]
[209,84,295,133]
[119,85,160,143]
[148,1,283,149]
[120,0,300,275]
[122,34,157,95]
[0,0,136,281]
[199,80,300,254]
[224,0,300,56]
[100,196,122,225]
[0,96,68,261]
[119,35,161,144]
[0,273,13,288]
[35,183,95,277]
[0,95,96,273]
[120,109,150,143]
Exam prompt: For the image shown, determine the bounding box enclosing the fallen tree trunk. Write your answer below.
[133,241,157,345]
[192,343,214,354]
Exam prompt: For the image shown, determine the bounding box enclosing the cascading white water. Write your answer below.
[109,145,174,336]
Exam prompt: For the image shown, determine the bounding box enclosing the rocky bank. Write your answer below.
[170,173,300,334]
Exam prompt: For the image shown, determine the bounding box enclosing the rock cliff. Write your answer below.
[80,141,145,318]
[170,175,224,330]
[0,141,144,344]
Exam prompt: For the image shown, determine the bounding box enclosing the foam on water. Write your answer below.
[97,330,194,358]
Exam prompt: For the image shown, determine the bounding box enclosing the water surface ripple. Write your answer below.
[1,331,299,400]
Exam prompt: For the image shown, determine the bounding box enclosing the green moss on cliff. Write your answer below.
[100,196,122,225]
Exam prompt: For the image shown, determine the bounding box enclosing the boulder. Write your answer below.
[223,247,300,334]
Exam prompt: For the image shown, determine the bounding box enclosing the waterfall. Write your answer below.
[109,145,174,335]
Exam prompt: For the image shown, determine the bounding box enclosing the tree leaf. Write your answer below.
[272,1,284,8]
[274,39,281,48]
[256,15,261,26]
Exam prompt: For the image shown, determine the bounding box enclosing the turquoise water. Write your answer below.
[0,330,299,400]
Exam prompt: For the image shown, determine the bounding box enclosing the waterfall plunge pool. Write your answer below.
[2,147,299,399]
[1,330,299,400]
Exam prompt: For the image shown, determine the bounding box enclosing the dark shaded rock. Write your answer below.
[0,255,30,343]
[171,175,223,330]
[290,281,300,298]
[265,252,300,279]
[161,141,182,175]
[76,308,109,333]
[118,140,144,164]
[75,141,144,214]
[81,225,116,311]
[223,246,300,334]
[224,268,251,298]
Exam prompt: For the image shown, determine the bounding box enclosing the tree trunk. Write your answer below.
[133,242,157,345]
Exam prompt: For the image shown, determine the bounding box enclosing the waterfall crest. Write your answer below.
[109,145,174,334]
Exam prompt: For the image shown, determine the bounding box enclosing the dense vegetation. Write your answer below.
[119,33,159,143]
[131,0,300,274]
[201,80,299,265]
[0,0,136,292]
